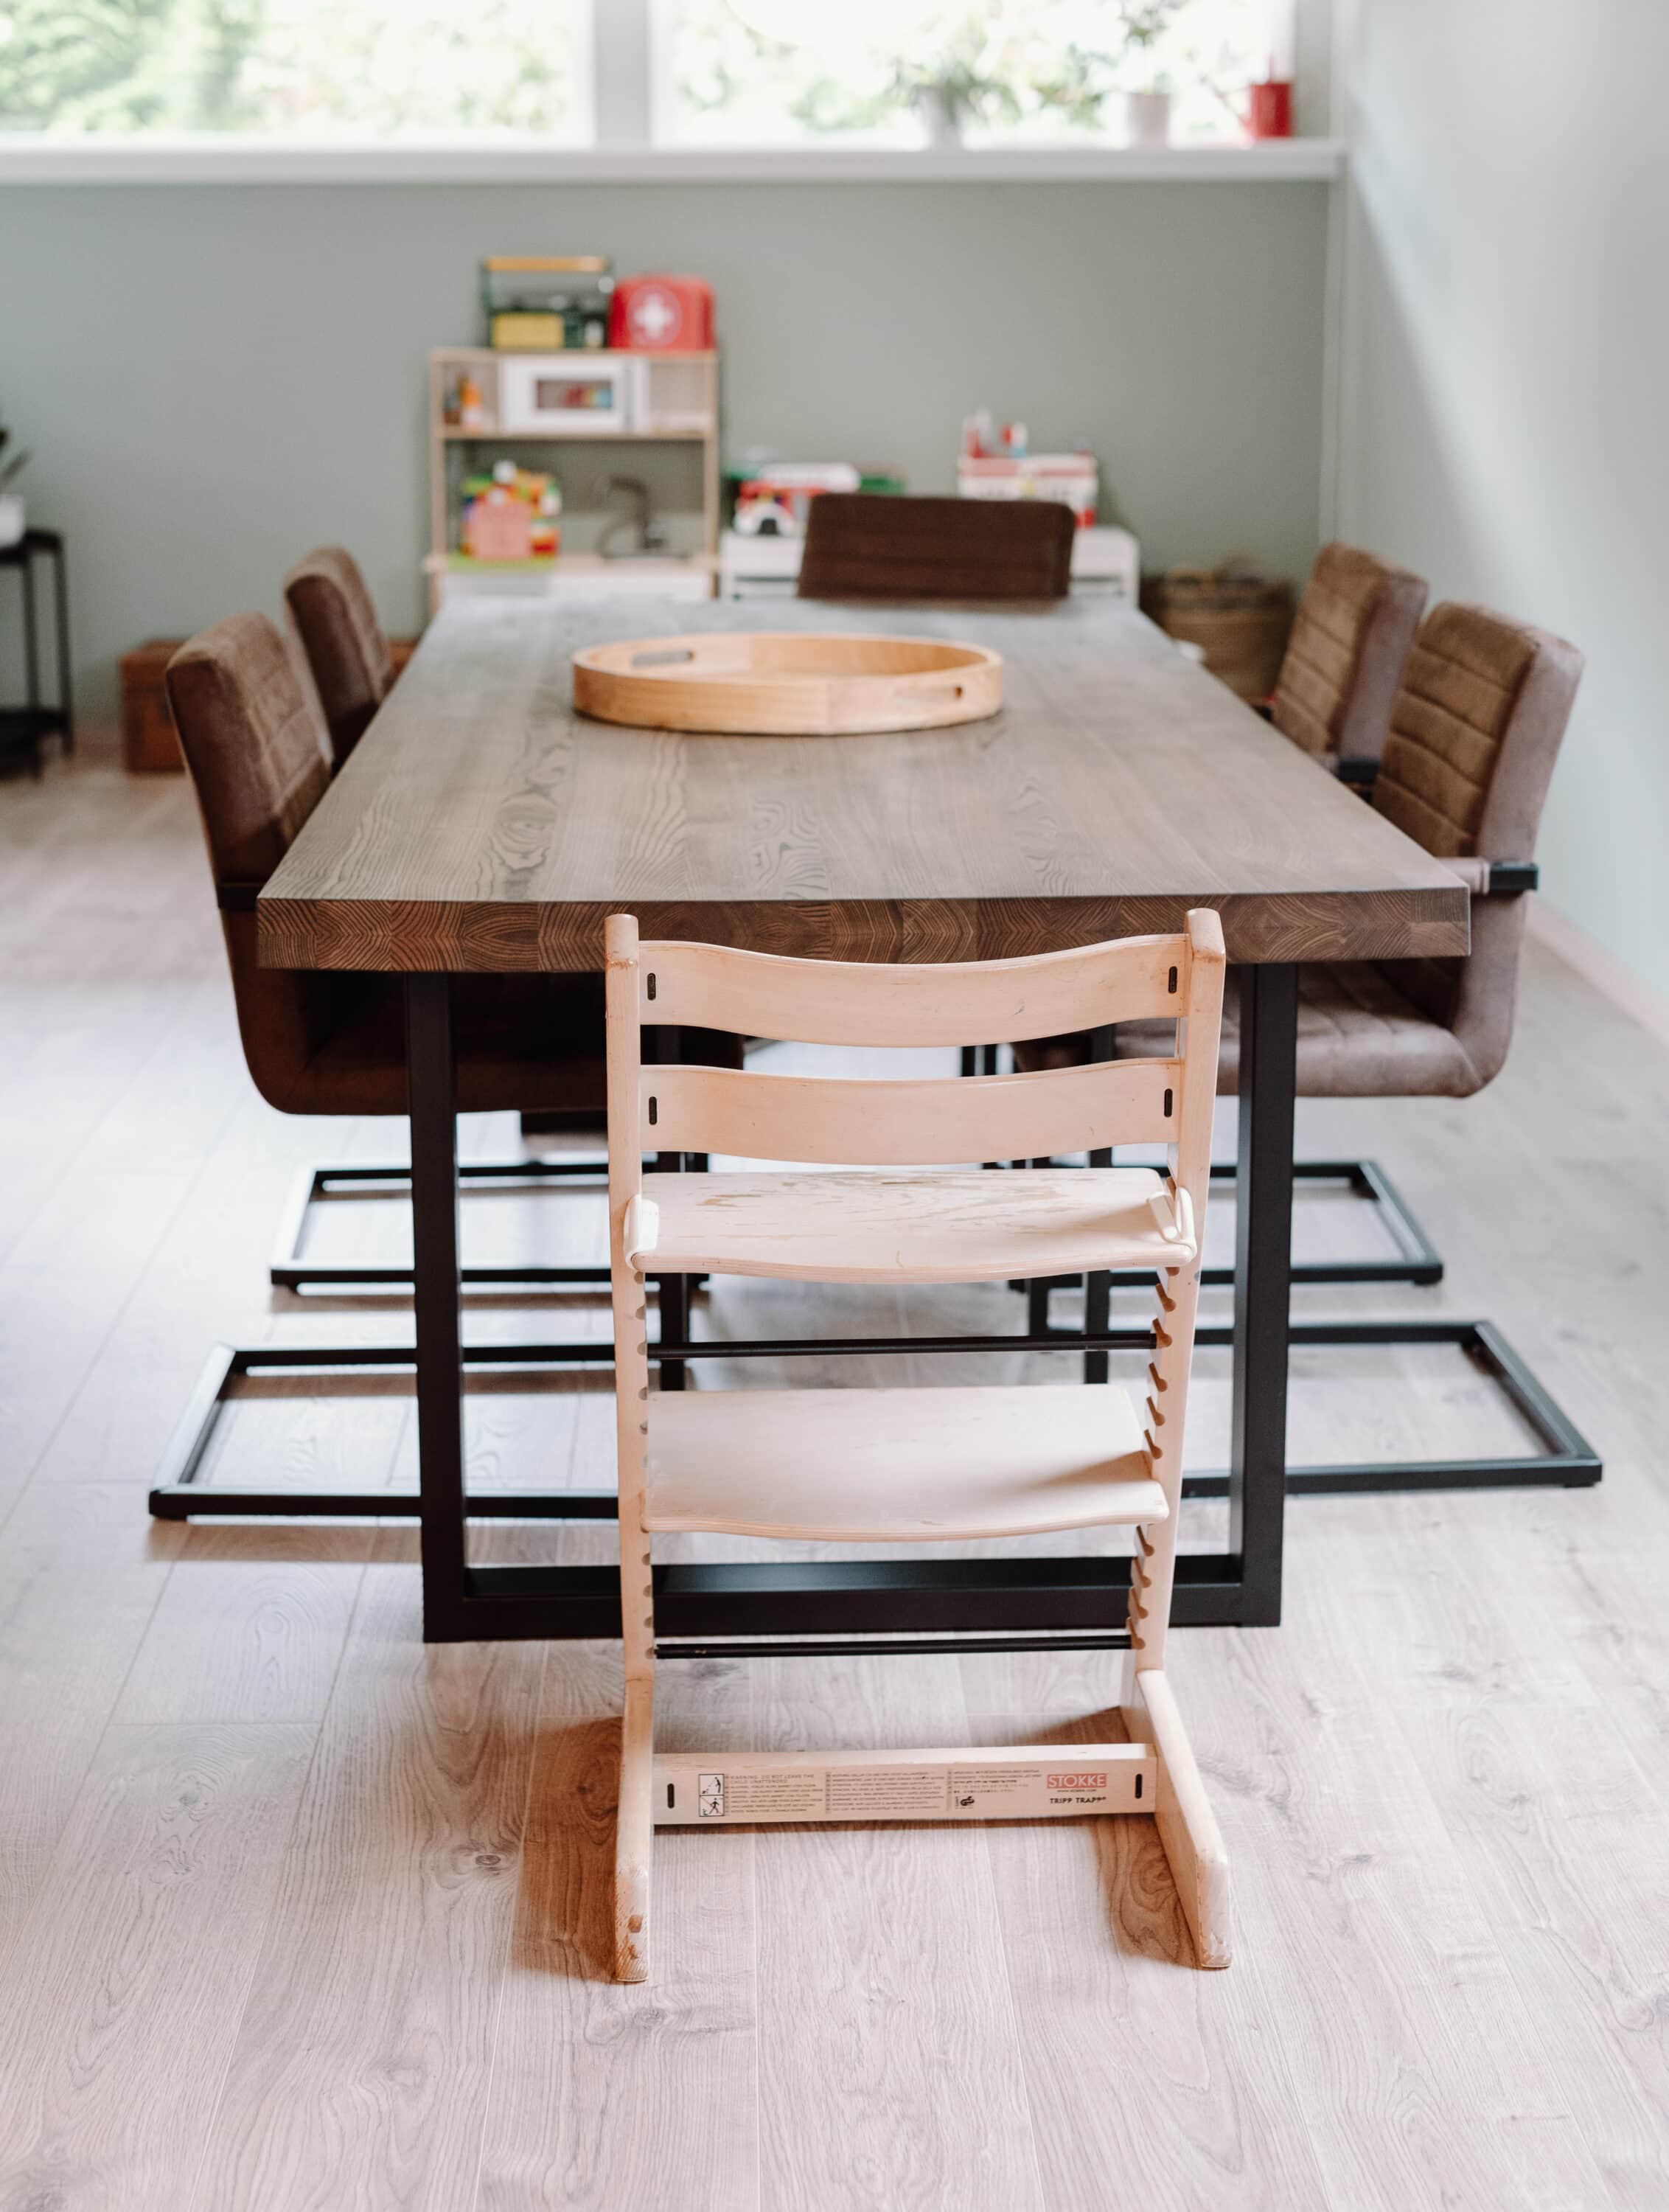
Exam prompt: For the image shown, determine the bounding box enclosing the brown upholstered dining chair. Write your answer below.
[1028,600,1579,1230]
[1020,601,1579,1105]
[797,493,1075,603]
[151,608,748,1521]
[1267,542,1428,778]
[1137,601,1581,1102]
[169,610,607,1123]
[282,545,394,767]
[168,608,616,1291]
[1014,600,1594,1492]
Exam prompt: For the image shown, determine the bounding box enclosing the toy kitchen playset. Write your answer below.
[426,258,721,610]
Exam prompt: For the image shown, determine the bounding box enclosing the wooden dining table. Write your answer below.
[259,595,1470,1645]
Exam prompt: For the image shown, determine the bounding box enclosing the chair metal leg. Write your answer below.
[1020,1291,1598,1498]
[147,1340,624,1521]
[1179,1317,1601,1497]
[1202,1158,1444,1288]
[270,1156,611,1292]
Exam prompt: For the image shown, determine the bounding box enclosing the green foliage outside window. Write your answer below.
[0,0,576,133]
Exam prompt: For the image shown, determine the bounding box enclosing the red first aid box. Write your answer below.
[609,274,715,352]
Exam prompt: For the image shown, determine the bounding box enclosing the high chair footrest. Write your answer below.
[655,1742,1155,1823]
[642,1383,1165,1540]
[627,1166,1196,1284]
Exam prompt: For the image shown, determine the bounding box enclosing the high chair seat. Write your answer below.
[643,1383,1168,1541]
[626,1165,1196,1284]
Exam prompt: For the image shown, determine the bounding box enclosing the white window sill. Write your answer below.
[0,136,1345,185]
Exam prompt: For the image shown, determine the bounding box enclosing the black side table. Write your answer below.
[1,529,74,777]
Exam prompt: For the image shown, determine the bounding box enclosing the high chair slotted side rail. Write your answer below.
[604,912,1230,1980]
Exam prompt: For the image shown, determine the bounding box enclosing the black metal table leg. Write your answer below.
[646,1022,690,1391]
[1083,1023,1115,1384]
[51,539,72,753]
[406,975,468,1641]
[1230,963,1296,1625]
[21,552,40,716]
[654,1261,691,1391]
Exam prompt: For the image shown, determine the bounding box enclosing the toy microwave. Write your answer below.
[498,355,629,434]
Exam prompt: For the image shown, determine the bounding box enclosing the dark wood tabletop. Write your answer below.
[259,596,1470,972]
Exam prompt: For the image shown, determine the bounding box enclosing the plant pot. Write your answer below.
[1124,88,1172,148]
[1123,88,1176,147]
[916,87,964,150]
[0,493,24,549]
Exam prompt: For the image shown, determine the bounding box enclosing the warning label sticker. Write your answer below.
[658,1754,1140,1823]
[697,1768,823,1820]
[827,1766,947,1818]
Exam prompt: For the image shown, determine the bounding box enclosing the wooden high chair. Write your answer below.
[604,910,1230,1981]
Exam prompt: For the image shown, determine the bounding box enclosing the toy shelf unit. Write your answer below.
[427,347,720,611]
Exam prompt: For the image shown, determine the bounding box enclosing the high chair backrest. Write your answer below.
[604,913,1226,1233]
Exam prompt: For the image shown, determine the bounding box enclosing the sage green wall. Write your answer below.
[1335,0,1669,995]
[0,179,1329,718]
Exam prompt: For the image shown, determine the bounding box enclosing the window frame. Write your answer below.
[0,0,1339,178]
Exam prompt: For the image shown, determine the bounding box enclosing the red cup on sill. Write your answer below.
[1247,80,1293,139]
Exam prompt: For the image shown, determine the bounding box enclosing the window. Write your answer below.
[0,0,1293,147]
[657,0,1290,149]
[0,0,589,136]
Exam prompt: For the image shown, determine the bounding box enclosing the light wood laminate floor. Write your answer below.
[1,748,1667,2212]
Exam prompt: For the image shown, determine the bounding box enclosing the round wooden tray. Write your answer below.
[571,630,1003,736]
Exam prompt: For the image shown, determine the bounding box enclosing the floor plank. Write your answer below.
[113,1520,372,1726]
[476,1630,762,2212]
[0,1722,315,2212]
[958,1646,1335,2212]
[749,1652,1045,2212]
[187,1550,546,2212]
[0,1482,184,1952]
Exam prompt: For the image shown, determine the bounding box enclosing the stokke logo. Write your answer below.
[1047,1772,1108,1791]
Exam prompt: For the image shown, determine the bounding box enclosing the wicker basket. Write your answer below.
[1140,562,1295,700]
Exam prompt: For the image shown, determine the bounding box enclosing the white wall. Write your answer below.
[1333,0,1669,995]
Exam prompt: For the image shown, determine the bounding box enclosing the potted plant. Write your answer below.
[886,30,1021,148]
[1015,2,1188,145]
[0,419,27,549]
[1115,0,1184,146]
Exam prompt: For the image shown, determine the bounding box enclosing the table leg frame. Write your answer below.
[408,975,470,1636]
[157,961,1595,1633]
[405,968,1300,1644]
[1228,963,1295,1627]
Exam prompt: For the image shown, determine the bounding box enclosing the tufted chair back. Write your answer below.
[167,612,346,1111]
[1271,542,1428,764]
[1374,601,1583,1087]
[798,494,1075,603]
[282,546,394,766]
